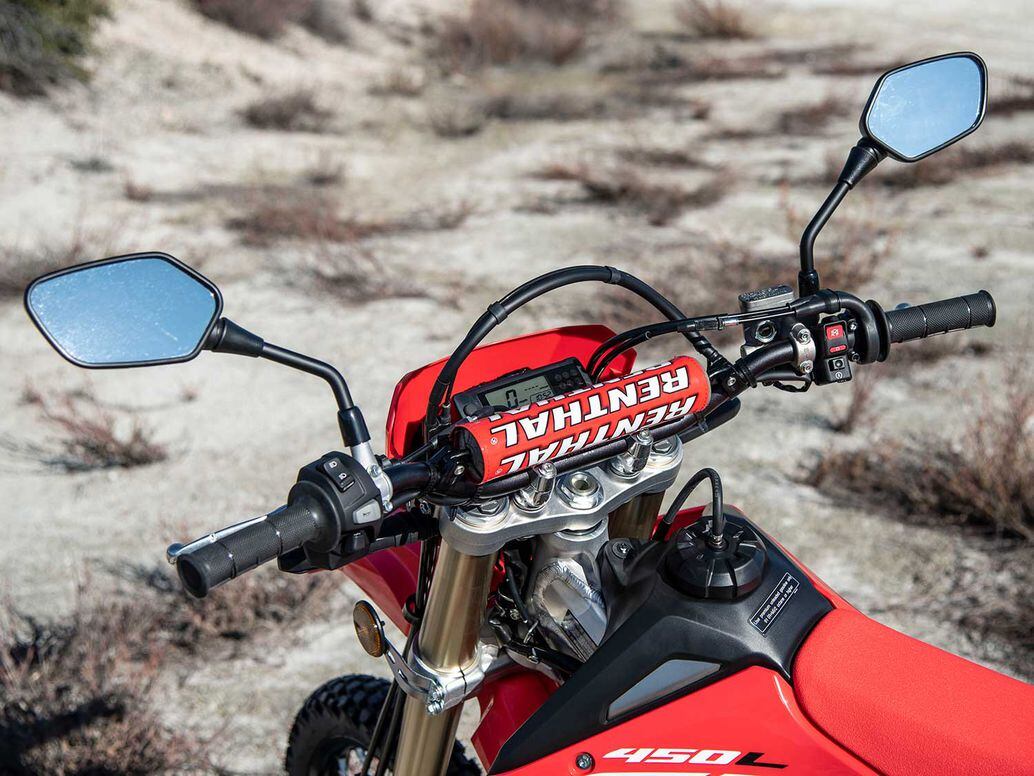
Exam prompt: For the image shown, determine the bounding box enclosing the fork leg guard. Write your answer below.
[394,543,496,776]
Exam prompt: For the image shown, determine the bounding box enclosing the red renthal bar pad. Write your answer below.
[454,357,710,484]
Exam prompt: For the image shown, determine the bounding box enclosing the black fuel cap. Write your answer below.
[663,517,766,600]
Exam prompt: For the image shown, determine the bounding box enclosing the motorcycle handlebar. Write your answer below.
[883,290,996,344]
[173,500,321,598]
[168,288,998,592]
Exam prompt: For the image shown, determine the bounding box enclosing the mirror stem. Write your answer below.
[798,139,885,297]
[206,318,371,446]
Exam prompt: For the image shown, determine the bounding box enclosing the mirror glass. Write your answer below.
[863,54,986,161]
[26,254,221,367]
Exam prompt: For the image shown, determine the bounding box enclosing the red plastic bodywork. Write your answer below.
[795,608,1034,776]
[337,325,1034,775]
[494,667,875,775]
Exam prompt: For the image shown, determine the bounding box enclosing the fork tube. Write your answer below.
[394,542,496,776]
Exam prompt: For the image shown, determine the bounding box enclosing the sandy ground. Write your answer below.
[1,0,1032,772]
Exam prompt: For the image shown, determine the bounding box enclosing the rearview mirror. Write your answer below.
[861,52,987,162]
[25,252,222,368]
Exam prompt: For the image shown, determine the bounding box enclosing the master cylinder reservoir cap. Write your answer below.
[663,518,766,600]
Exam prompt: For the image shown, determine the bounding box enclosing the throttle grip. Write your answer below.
[175,500,320,598]
[884,290,996,344]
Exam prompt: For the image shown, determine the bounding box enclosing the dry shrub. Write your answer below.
[780,191,897,290]
[481,88,611,122]
[674,0,755,40]
[69,155,114,174]
[0,586,209,774]
[196,0,356,41]
[194,0,309,39]
[810,375,1033,540]
[618,87,712,118]
[0,0,109,96]
[535,161,731,225]
[811,58,910,77]
[229,190,349,244]
[301,152,346,187]
[826,370,878,434]
[935,545,1033,673]
[712,95,851,139]
[0,237,88,297]
[994,76,1034,116]
[435,0,589,71]
[616,146,708,168]
[122,179,154,202]
[0,564,338,772]
[242,89,332,132]
[300,245,426,302]
[368,67,426,97]
[774,95,851,136]
[10,393,168,472]
[302,0,351,43]
[879,141,1034,189]
[127,563,339,653]
[636,54,784,86]
[229,189,473,245]
[521,0,622,20]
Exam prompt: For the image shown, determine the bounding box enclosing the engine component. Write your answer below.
[527,519,610,662]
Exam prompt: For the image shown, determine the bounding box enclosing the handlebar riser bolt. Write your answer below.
[514,462,557,512]
[800,360,814,374]
[575,753,594,771]
[795,329,812,344]
[610,430,653,478]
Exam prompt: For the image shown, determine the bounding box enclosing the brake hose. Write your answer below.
[423,266,729,433]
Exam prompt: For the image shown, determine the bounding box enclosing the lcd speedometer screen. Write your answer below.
[483,376,554,409]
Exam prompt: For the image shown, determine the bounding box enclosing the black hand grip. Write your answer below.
[885,290,996,344]
[176,501,320,598]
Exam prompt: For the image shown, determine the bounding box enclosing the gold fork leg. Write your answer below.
[393,543,496,776]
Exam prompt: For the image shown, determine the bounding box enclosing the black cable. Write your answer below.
[373,685,405,776]
[654,468,724,542]
[503,558,533,624]
[587,315,723,378]
[424,266,729,433]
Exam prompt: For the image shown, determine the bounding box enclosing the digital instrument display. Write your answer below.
[452,357,592,417]
[483,376,554,409]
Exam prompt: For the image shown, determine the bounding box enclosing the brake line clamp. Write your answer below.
[790,323,817,375]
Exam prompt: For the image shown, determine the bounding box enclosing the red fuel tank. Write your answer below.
[454,357,710,484]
